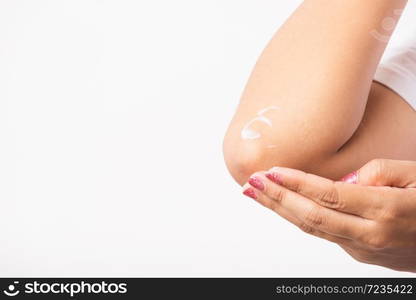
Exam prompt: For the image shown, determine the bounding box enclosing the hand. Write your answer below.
[242,159,416,272]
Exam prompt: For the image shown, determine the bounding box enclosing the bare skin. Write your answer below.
[243,159,416,272]
[223,0,416,185]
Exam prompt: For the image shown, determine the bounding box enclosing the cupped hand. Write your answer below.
[243,159,416,272]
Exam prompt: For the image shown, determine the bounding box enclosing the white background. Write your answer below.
[0,0,415,277]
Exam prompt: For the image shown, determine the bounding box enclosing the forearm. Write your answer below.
[224,0,408,184]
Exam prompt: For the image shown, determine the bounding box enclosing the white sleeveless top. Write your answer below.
[374,43,416,110]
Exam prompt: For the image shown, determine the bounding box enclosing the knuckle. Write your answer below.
[366,234,389,250]
[290,176,304,194]
[283,169,307,193]
[298,222,315,234]
[305,207,325,228]
[379,205,400,222]
[271,188,286,203]
[317,183,340,208]
[367,158,385,170]
[363,159,388,185]
[377,194,404,221]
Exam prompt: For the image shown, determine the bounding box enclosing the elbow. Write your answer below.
[222,128,303,186]
[223,137,267,186]
[223,128,333,186]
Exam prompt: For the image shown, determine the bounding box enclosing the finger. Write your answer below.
[242,184,352,246]
[245,173,372,241]
[351,159,416,188]
[262,167,383,219]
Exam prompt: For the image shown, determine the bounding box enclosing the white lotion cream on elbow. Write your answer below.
[241,106,280,141]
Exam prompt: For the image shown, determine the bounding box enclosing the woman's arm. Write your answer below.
[223,0,410,185]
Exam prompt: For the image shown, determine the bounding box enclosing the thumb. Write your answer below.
[341,159,416,188]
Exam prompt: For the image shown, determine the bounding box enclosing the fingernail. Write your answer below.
[248,176,264,190]
[265,172,283,185]
[340,171,358,184]
[243,187,257,200]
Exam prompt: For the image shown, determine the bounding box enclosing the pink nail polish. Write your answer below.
[341,171,358,184]
[243,188,257,200]
[265,172,282,185]
[248,176,264,190]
